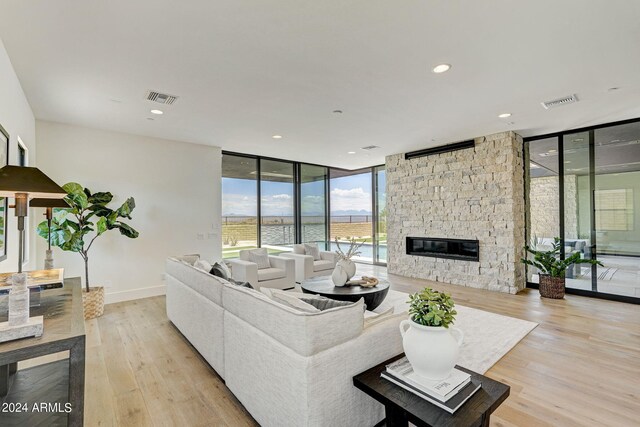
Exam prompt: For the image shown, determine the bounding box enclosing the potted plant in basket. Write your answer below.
[37,182,139,319]
[334,236,365,279]
[399,288,464,380]
[521,237,602,299]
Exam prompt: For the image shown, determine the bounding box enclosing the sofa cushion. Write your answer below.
[223,284,365,357]
[313,260,335,272]
[248,248,271,269]
[166,257,226,306]
[304,243,321,260]
[257,267,286,281]
[293,244,305,255]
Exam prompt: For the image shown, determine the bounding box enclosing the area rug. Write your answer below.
[380,290,538,374]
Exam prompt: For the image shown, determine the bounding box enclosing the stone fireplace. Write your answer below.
[386,131,526,294]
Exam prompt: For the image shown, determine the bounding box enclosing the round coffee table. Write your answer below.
[300,276,390,310]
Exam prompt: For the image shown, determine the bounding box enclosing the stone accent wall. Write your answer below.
[528,175,577,241]
[386,132,526,294]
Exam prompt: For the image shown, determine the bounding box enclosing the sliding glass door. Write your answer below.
[525,120,640,302]
[374,166,387,264]
[300,164,328,249]
[260,159,295,253]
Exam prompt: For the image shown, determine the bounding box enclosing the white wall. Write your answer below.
[36,120,222,303]
[0,38,38,273]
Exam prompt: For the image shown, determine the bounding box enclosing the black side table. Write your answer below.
[353,354,510,427]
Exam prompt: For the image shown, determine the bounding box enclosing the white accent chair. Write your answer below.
[228,249,295,290]
[280,244,337,283]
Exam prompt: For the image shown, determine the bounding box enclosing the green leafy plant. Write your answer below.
[521,237,602,277]
[37,182,139,292]
[407,288,457,328]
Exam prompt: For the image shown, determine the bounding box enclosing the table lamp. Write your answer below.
[0,165,66,342]
[29,198,70,269]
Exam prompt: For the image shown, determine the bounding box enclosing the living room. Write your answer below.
[0,1,639,426]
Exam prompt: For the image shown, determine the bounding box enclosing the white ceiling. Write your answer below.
[1,0,639,169]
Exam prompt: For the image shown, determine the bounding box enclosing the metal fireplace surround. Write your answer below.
[406,237,479,262]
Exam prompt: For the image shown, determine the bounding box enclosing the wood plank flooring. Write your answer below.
[81,265,639,426]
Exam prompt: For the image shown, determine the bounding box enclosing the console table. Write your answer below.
[0,277,85,426]
[354,354,510,427]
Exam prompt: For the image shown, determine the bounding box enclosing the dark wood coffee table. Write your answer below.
[300,276,390,310]
[353,354,510,427]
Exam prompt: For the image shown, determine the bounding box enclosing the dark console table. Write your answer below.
[300,276,390,310]
[354,354,510,427]
[0,277,85,426]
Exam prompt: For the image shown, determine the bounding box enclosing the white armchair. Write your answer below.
[228,249,295,290]
[280,244,337,283]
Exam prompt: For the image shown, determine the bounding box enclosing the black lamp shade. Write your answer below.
[29,198,70,208]
[0,165,67,199]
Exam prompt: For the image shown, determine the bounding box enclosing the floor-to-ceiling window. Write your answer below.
[300,164,328,249]
[221,154,258,259]
[260,159,295,253]
[374,165,387,264]
[329,168,374,262]
[221,152,386,264]
[525,119,640,303]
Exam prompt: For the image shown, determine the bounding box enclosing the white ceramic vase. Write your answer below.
[399,319,464,381]
[338,259,356,280]
[331,264,348,287]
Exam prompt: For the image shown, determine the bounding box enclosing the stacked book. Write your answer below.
[381,357,481,414]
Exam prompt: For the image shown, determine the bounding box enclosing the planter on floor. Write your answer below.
[82,286,105,319]
[539,274,565,299]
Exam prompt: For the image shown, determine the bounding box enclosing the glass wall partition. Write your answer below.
[300,164,328,249]
[260,159,295,253]
[329,168,374,262]
[525,119,640,303]
[221,154,258,259]
[374,166,387,264]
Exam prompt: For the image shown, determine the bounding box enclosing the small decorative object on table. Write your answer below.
[331,263,349,287]
[400,288,463,381]
[521,237,602,299]
[334,236,365,279]
[345,276,379,287]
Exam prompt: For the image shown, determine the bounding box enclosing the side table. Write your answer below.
[0,277,85,426]
[353,354,509,427]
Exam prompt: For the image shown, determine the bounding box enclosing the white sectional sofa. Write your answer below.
[165,255,406,427]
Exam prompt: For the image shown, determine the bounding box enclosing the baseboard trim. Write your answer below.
[105,285,166,305]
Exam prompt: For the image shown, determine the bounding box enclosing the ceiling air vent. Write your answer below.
[146,90,178,105]
[361,145,380,150]
[541,94,578,110]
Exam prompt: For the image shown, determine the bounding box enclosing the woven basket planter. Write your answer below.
[539,275,565,299]
[82,286,105,319]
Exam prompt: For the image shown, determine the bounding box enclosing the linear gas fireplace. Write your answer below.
[406,237,479,262]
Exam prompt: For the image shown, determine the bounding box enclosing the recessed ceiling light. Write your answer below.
[272,135,283,139]
[348,151,356,154]
[498,113,512,118]
[150,109,163,115]
[432,64,451,74]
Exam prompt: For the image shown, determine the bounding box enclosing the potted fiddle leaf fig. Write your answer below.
[37,182,139,319]
[521,237,602,299]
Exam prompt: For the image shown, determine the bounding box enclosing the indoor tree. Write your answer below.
[37,182,139,292]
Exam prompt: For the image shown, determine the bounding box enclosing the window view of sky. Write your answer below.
[222,173,373,216]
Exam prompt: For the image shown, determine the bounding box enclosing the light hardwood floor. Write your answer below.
[82,265,640,426]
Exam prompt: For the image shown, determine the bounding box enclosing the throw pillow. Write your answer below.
[293,245,306,255]
[194,259,213,272]
[303,243,321,261]
[227,278,254,289]
[266,289,321,313]
[299,296,354,311]
[209,262,230,280]
[248,248,271,270]
[363,306,395,328]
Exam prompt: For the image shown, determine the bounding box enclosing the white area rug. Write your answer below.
[380,290,538,374]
